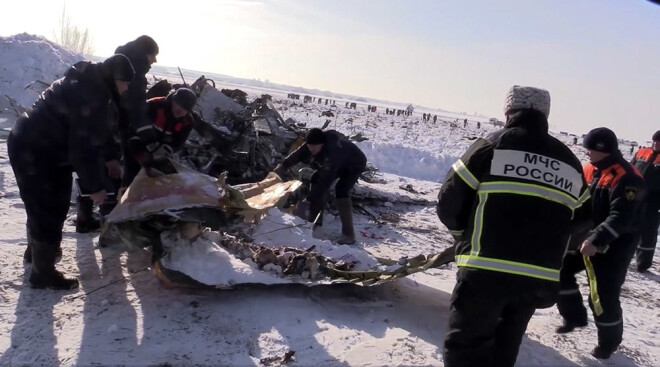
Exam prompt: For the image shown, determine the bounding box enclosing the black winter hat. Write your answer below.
[306,128,326,145]
[101,54,135,82]
[652,130,660,141]
[583,127,619,153]
[135,35,159,56]
[169,88,197,111]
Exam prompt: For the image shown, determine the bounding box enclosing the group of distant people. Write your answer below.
[438,85,658,365]
[8,35,199,290]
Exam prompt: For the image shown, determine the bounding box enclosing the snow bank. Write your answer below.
[0,33,83,107]
[357,140,457,182]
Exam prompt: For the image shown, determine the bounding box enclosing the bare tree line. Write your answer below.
[52,5,94,55]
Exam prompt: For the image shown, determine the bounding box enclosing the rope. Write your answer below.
[66,266,151,301]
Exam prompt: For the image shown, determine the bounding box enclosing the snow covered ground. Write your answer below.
[0,34,658,366]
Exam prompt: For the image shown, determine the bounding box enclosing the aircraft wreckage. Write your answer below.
[100,75,455,288]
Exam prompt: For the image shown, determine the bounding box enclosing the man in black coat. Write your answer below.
[8,54,135,290]
[114,35,159,189]
[630,130,660,272]
[75,36,159,232]
[275,128,367,244]
[437,86,590,367]
[557,128,646,359]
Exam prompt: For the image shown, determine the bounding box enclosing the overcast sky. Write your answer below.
[2,0,658,142]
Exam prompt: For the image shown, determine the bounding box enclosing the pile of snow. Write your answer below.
[0,33,83,107]
[357,140,457,182]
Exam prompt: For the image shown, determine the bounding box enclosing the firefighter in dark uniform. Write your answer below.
[437,86,590,367]
[123,88,198,184]
[7,54,135,290]
[556,127,646,359]
[274,128,367,245]
[630,130,660,272]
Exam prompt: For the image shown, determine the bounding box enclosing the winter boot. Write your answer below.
[29,241,79,290]
[555,319,588,334]
[76,196,100,233]
[591,345,617,359]
[23,237,62,264]
[336,197,356,245]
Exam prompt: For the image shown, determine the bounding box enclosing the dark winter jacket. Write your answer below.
[584,152,646,252]
[115,40,154,139]
[281,130,367,197]
[9,61,119,193]
[437,109,590,285]
[127,96,194,161]
[631,147,660,208]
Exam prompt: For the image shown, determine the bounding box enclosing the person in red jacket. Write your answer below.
[556,127,646,359]
[630,130,660,272]
[122,88,197,187]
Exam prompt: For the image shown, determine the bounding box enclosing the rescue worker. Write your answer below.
[437,85,590,367]
[75,35,159,230]
[556,127,646,359]
[123,88,198,184]
[630,130,660,272]
[114,35,159,189]
[8,54,135,290]
[274,128,367,245]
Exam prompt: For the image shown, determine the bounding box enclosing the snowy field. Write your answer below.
[0,34,658,366]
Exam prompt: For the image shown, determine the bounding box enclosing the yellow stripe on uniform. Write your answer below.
[452,160,480,190]
[583,256,604,316]
[456,255,560,282]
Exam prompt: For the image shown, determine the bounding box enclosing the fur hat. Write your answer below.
[101,54,135,82]
[583,127,619,153]
[504,85,551,118]
[652,130,660,141]
[305,128,326,145]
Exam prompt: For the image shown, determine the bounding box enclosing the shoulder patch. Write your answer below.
[624,186,638,201]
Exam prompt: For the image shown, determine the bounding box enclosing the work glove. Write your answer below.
[152,144,173,160]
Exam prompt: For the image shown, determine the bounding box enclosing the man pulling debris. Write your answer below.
[274,128,366,245]
[7,54,135,290]
[123,88,198,183]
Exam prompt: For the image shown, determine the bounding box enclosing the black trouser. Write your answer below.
[557,241,636,350]
[308,164,365,225]
[444,269,542,367]
[8,139,72,246]
[636,200,659,271]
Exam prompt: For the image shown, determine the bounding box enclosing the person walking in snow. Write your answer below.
[556,127,646,359]
[122,88,198,184]
[274,128,367,245]
[630,130,660,272]
[437,85,590,367]
[7,54,135,290]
